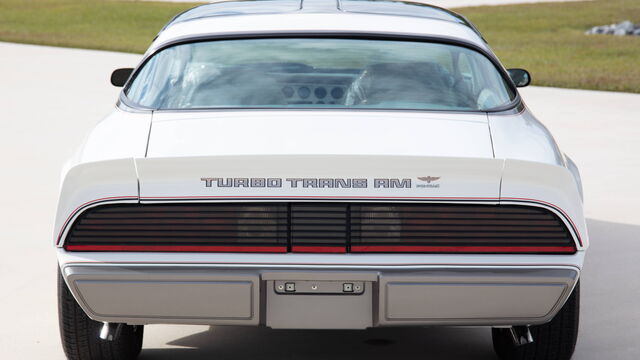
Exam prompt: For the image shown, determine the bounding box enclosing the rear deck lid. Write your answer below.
[140,110,500,200]
[146,111,493,159]
[136,155,503,201]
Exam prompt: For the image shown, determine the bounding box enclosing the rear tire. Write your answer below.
[492,281,580,360]
[58,268,143,360]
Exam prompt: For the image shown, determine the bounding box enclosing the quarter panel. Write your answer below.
[54,159,139,246]
[79,108,151,163]
[489,109,564,166]
[500,159,588,249]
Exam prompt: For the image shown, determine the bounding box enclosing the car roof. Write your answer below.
[150,0,488,53]
[166,0,473,28]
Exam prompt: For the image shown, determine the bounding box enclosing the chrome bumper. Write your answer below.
[61,262,579,329]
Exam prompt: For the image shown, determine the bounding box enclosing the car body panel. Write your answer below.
[54,159,139,246]
[501,159,588,249]
[134,155,503,200]
[59,258,579,327]
[150,13,488,56]
[489,109,564,166]
[147,111,493,158]
[77,108,151,164]
[57,247,586,268]
[55,0,587,329]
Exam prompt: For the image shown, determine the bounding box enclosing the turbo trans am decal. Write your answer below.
[200,177,441,189]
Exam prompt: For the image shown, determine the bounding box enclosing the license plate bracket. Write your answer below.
[265,280,373,329]
[273,280,365,295]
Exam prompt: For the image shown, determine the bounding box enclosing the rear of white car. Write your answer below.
[56,1,586,360]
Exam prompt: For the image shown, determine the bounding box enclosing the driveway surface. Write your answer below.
[0,42,638,359]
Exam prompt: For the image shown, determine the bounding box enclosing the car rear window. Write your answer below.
[125,38,515,111]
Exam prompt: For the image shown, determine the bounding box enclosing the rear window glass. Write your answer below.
[126,38,515,111]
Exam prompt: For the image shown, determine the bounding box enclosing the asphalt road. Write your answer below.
[1,42,639,359]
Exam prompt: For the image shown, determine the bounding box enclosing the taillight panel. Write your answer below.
[64,203,577,254]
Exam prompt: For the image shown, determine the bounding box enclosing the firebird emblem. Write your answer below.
[418,176,441,183]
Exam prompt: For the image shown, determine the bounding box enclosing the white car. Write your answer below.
[56,1,586,360]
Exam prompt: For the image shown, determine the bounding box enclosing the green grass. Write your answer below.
[0,0,638,92]
[0,0,198,54]
[456,0,640,93]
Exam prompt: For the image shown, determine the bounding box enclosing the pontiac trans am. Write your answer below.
[55,1,587,359]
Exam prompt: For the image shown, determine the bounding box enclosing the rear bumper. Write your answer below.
[59,252,580,329]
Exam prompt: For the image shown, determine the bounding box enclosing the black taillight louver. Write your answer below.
[64,202,576,254]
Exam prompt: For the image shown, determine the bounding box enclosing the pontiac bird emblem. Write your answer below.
[418,176,441,183]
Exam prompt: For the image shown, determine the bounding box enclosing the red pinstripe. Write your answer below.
[350,245,576,254]
[64,245,287,253]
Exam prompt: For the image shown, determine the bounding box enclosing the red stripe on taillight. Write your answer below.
[350,245,576,254]
[291,246,347,253]
[64,245,287,253]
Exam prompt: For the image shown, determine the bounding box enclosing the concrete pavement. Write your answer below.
[0,42,638,359]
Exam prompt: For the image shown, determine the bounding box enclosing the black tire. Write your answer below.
[58,269,143,360]
[492,281,580,360]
